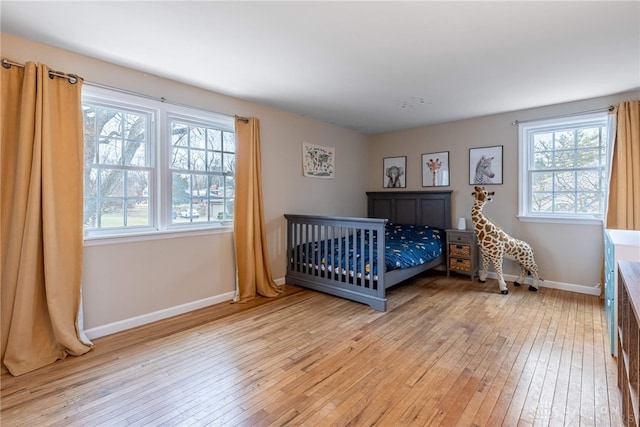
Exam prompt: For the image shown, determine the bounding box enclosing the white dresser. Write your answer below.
[604,229,640,355]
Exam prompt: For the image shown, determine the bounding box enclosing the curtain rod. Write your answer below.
[2,58,81,84]
[84,79,239,122]
[235,115,249,123]
[511,106,614,126]
[2,58,241,121]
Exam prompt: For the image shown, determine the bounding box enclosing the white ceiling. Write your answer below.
[2,1,639,134]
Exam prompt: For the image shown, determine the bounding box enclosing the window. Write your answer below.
[83,87,235,238]
[168,115,235,225]
[518,112,610,224]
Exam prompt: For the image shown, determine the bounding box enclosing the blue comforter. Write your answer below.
[295,224,444,278]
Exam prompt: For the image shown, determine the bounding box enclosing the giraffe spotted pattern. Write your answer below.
[471,186,540,294]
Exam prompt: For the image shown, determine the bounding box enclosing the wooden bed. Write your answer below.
[284,191,452,311]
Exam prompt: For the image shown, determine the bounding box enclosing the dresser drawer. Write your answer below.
[449,258,471,272]
[449,244,471,258]
[448,232,474,244]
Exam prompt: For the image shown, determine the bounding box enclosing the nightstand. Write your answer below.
[446,229,478,281]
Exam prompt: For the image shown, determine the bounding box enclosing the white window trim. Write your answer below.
[517,112,609,225]
[82,85,235,241]
[83,226,232,247]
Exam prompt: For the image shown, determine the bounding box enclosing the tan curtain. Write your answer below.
[233,117,282,302]
[1,60,92,376]
[606,100,640,230]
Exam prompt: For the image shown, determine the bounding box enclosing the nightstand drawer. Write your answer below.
[448,232,474,244]
[449,244,471,258]
[449,258,471,272]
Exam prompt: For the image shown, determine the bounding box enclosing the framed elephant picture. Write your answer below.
[383,156,406,188]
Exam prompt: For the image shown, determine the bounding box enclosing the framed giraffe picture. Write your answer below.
[422,151,449,187]
[469,145,503,185]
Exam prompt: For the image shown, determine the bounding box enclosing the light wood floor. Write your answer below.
[1,273,623,426]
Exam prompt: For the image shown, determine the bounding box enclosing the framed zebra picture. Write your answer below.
[469,145,503,185]
[422,151,449,187]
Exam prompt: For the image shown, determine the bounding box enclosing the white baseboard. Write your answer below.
[277,273,600,295]
[84,291,236,340]
[84,274,598,340]
[485,272,600,296]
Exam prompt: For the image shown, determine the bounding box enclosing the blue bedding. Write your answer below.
[294,224,444,279]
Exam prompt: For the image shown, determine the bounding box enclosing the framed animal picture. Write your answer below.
[383,156,406,188]
[469,145,503,185]
[422,151,450,187]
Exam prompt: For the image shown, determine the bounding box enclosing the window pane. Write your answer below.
[576,170,601,192]
[126,200,150,226]
[533,150,552,170]
[172,172,191,204]
[554,193,575,213]
[576,127,600,148]
[85,169,98,199]
[208,176,222,197]
[100,110,122,137]
[172,122,188,147]
[223,131,235,152]
[554,149,576,169]
[83,106,98,164]
[531,191,552,213]
[123,112,146,144]
[99,136,122,165]
[191,173,209,196]
[207,129,222,150]
[127,170,149,197]
[190,149,207,171]
[533,132,552,152]
[577,191,601,214]
[190,126,206,149]
[554,171,575,192]
[554,130,575,150]
[171,147,188,169]
[225,175,235,196]
[207,198,226,221]
[531,171,553,192]
[223,153,235,174]
[100,200,124,227]
[124,140,147,166]
[84,198,98,227]
[577,148,603,168]
[208,152,223,172]
[100,169,124,197]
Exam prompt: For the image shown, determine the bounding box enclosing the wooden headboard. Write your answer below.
[366,191,452,230]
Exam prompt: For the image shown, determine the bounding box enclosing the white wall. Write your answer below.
[368,90,639,291]
[2,33,370,335]
[4,31,638,334]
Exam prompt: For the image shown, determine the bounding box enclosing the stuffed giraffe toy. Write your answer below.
[471,186,541,294]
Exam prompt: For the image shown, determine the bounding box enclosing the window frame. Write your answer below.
[164,110,236,230]
[517,112,610,225]
[82,85,235,242]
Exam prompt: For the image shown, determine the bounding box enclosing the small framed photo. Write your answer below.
[422,152,450,187]
[469,145,503,185]
[383,156,406,188]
